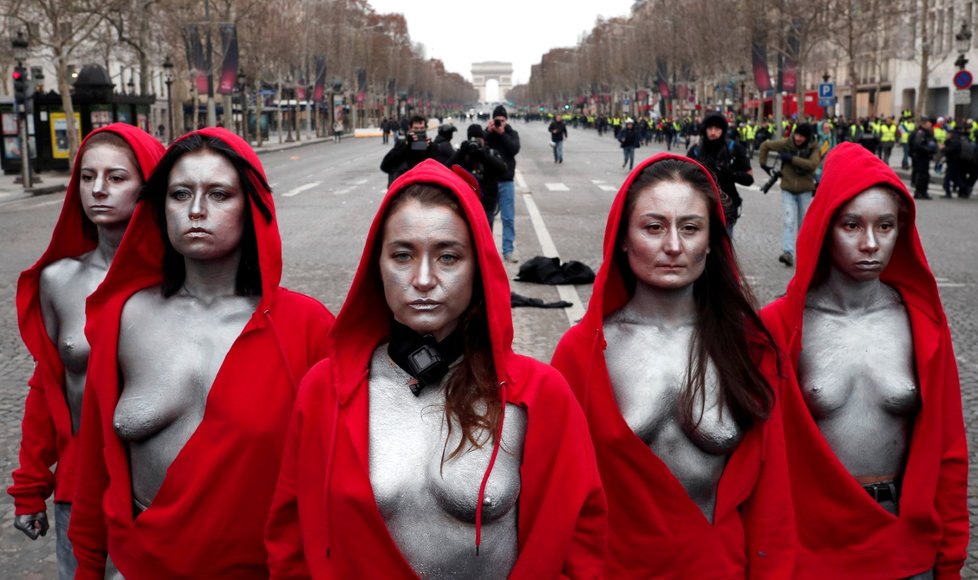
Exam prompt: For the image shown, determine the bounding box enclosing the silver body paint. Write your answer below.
[800,282,918,480]
[39,255,111,434]
[113,288,257,509]
[603,302,742,523]
[367,346,524,578]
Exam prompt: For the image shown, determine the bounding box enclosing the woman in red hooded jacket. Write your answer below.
[551,153,795,578]
[67,128,334,579]
[760,142,968,578]
[264,159,607,578]
[8,123,164,579]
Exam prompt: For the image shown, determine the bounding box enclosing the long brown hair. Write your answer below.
[617,158,776,430]
[381,184,501,461]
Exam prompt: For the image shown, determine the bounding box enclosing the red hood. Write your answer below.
[771,141,943,334]
[759,142,968,577]
[17,123,165,362]
[582,152,730,330]
[329,158,514,402]
[86,127,283,341]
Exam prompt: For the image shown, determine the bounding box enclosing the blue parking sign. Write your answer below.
[818,83,835,99]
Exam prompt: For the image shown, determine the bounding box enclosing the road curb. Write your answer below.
[28,183,68,196]
[254,137,336,156]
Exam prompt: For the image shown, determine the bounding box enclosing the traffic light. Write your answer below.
[13,66,27,102]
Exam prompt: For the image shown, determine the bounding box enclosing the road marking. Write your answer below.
[935,277,967,288]
[545,182,569,191]
[333,178,369,196]
[522,192,586,325]
[282,181,323,198]
[515,172,528,191]
[598,185,617,192]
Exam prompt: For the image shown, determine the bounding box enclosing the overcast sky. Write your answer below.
[365,0,637,86]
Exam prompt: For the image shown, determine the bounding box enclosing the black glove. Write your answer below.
[779,151,795,162]
[761,165,772,173]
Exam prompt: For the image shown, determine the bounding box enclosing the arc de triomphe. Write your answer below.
[471,61,513,103]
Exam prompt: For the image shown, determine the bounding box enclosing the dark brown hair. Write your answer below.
[141,133,272,297]
[381,183,501,461]
[617,158,776,430]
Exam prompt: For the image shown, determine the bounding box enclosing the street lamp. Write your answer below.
[163,56,175,143]
[127,73,135,96]
[954,22,971,70]
[237,69,248,143]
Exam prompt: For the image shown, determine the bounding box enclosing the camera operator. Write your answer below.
[759,123,821,267]
[380,114,432,186]
[686,112,753,238]
[431,123,457,166]
[450,124,508,226]
[485,105,521,262]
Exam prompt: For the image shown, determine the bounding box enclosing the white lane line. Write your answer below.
[515,171,528,191]
[545,182,569,191]
[282,180,323,198]
[333,178,369,196]
[522,193,585,325]
[935,277,967,288]
[598,185,617,192]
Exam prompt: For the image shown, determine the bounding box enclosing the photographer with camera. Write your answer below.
[450,124,508,226]
[485,105,521,262]
[759,123,821,267]
[380,114,432,186]
[687,112,753,238]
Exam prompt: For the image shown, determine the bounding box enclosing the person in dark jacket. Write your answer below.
[430,124,457,166]
[548,114,568,164]
[450,124,508,227]
[687,112,753,238]
[910,117,938,200]
[485,105,521,262]
[617,118,641,170]
[380,115,431,186]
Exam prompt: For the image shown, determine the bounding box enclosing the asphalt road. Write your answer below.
[0,122,975,577]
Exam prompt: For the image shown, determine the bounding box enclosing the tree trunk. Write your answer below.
[276,81,283,144]
[255,78,264,147]
[56,49,80,171]
[915,0,930,117]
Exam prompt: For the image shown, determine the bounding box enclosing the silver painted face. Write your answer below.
[78,143,142,228]
[379,200,475,342]
[621,181,711,291]
[368,346,523,578]
[165,149,247,263]
[828,187,901,283]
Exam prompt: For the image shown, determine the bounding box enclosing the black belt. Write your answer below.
[862,479,900,503]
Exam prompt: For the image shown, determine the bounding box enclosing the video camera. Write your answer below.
[760,161,782,194]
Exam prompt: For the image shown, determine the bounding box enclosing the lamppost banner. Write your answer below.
[218,24,238,95]
[314,57,327,102]
[183,25,208,94]
[751,40,773,92]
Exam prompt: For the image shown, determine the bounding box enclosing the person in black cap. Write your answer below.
[910,116,938,200]
[485,105,521,262]
[687,111,753,238]
[759,122,822,267]
[430,123,457,166]
[449,124,508,226]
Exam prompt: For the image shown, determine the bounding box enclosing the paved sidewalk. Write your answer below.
[0,133,339,203]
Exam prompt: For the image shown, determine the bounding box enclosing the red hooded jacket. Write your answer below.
[551,153,795,578]
[67,128,334,579]
[760,142,968,579]
[264,159,607,579]
[8,123,165,515]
